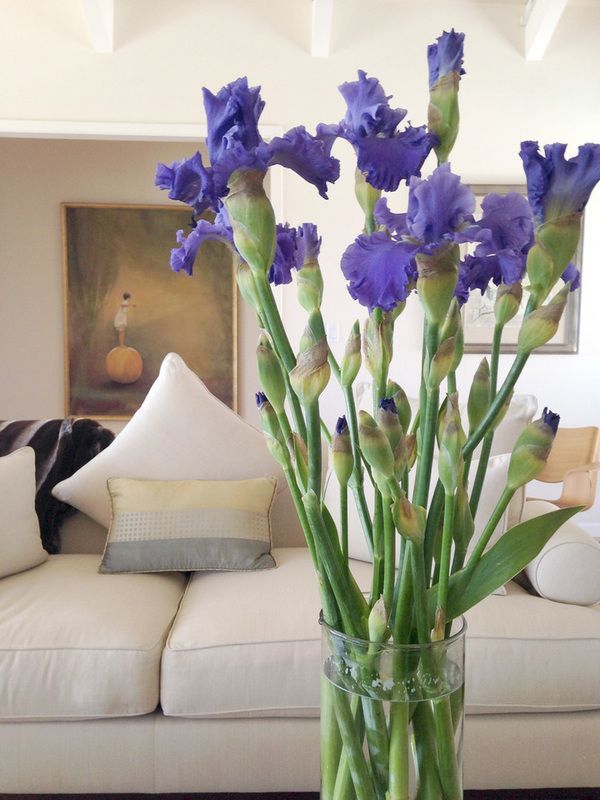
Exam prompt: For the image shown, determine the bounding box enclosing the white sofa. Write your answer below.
[1,356,599,794]
[1,504,600,795]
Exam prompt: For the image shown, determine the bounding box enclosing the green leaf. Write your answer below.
[429,505,583,622]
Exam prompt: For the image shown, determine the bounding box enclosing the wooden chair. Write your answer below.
[527,426,600,511]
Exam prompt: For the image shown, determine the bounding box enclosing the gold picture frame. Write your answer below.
[62,203,237,418]
[462,184,583,355]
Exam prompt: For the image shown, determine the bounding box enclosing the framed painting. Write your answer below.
[462,184,583,354]
[62,203,237,418]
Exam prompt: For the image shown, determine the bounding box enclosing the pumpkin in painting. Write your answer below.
[105,346,143,384]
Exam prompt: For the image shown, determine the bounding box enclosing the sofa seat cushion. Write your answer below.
[464,580,600,713]
[160,547,372,718]
[0,554,186,720]
[162,549,600,720]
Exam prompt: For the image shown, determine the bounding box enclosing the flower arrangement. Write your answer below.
[156,30,600,800]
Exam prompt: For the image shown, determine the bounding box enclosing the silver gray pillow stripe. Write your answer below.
[108,508,270,543]
[100,538,276,573]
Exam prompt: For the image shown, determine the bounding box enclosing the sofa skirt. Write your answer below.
[1,710,599,793]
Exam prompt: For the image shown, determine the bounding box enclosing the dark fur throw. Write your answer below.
[0,418,115,553]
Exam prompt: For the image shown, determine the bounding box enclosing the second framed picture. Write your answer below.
[63,203,237,418]
[462,184,583,354]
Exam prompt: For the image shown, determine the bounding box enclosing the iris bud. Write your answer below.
[297,260,323,312]
[404,433,418,470]
[428,335,458,390]
[377,398,403,452]
[536,214,582,288]
[224,169,276,274]
[358,411,395,479]
[354,168,381,233]
[236,261,261,313]
[494,283,523,327]
[393,436,407,479]
[332,416,354,487]
[392,494,427,545]
[290,313,331,405]
[290,432,309,490]
[386,381,412,433]
[428,71,460,165]
[467,358,490,435]
[437,395,448,446]
[341,321,362,387]
[439,297,464,373]
[453,482,474,558]
[368,596,390,642]
[363,310,393,388]
[256,392,287,466]
[438,393,465,494]
[416,242,460,327]
[517,284,569,355]
[256,332,286,413]
[507,407,559,491]
[491,390,513,432]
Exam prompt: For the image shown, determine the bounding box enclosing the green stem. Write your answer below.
[382,496,396,613]
[434,492,456,638]
[469,322,503,517]
[432,696,462,800]
[343,385,374,550]
[332,698,363,800]
[340,484,349,567]
[331,685,377,800]
[387,701,410,800]
[412,701,444,800]
[321,678,342,800]
[254,272,307,440]
[306,401,322,498]
[414,323,440,509]
[370,492,384,604]
[447,370,457,395]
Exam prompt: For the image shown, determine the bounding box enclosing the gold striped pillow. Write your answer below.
[100,477,277,573]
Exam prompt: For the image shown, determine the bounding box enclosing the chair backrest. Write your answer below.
[536,427,600,484]
[533,426,600,510]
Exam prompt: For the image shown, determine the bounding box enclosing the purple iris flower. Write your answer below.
[341,233,418,312]
[427,29,466,88]
[561,261,581,291]
[267,126,340,199]
[155,152,216,214]
[342,164,476,311]
[406,163,476,248]
[157,77,340,215]
[296,223,322,265]
[379,397,398,414]
[170,217,233,276]
[542,407,560,436]
[336,71,434,192]
[269,224,300,286]
[519,141,600,224]
[455,192,534,304]
[335,416,349,435]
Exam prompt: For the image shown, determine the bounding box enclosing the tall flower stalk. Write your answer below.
[157,31,599,800]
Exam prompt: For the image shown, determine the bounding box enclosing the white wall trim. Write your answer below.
[0,119,283,142]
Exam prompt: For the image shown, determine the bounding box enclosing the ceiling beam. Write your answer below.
[80,0,114,53]
[523,0,568,61]
[311,0,333,58]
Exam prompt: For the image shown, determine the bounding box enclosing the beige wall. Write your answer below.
[0,0,599,528]
[0,138,261,430]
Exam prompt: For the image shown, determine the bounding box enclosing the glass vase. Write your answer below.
[320,615,466,800]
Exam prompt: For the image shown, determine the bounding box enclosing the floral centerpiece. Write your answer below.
[156,30,600,800]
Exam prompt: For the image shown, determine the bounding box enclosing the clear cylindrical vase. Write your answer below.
[320,615,466,800]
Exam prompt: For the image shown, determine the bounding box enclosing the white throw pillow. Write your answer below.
[0,447,48,578]
[52,353,303,548]
[522,500,600,606]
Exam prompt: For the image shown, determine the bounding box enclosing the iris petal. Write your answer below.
[267,126,340,198]
[427,29,466,88]
[520,140,600,224]
[374,198,407,236]
[407,163,475,243]
[155,152,215,214]
[202,77,265,166]
[268,223,299,286]
[170,219,233,276]
[338,70,406,144]
[356,125,434,192]
[341,233,418,312]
